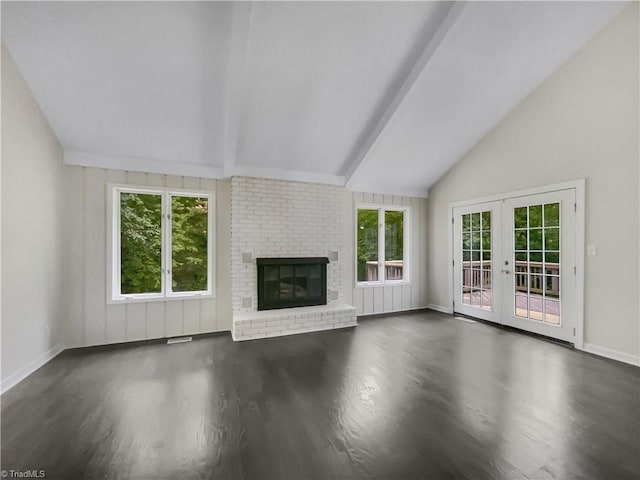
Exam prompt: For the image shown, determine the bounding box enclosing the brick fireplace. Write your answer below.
[230,176,356,341]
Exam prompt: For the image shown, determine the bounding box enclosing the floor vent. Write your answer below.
[454,316,477,324]
[167,337,192,345]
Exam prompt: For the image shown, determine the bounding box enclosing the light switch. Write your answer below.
[587,244,597,256]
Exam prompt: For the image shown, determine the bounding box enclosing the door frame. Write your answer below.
[447,179,585,348]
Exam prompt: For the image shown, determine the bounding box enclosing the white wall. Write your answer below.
[426,5,639,358]
[1,44,65,389]
[345,192,429,315]
[62,166,232,347]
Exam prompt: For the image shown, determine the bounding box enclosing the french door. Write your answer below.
[452,201,502,323]
[453,188,577,343]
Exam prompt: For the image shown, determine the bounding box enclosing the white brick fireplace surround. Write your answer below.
[230,176,356,341]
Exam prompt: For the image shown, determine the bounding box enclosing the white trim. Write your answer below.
[427,303,454,314]
[1,343,65,395]
[581,343,640,367]
[107,184,216,304]
[449,179,585,208]
[231,164,345,187]
[357,305,430,316]
[573,179,586,349]
[355,281,412,289]
[447,179,586,346]
[65,150,225,180]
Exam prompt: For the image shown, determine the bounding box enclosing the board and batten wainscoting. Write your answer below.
[345,192,429,316]
[62,166,232,348]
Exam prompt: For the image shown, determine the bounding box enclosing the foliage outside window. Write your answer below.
[113,187,212,301]
[357,206,408,284]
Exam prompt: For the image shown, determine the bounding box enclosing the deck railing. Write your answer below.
[365,260,403,281]
[462,261,559,296]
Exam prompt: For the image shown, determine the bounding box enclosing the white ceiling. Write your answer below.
[1,1,628,195]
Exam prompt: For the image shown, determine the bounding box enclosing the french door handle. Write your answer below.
[501,269,510,274]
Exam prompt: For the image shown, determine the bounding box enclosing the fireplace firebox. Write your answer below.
[257,257,329,311]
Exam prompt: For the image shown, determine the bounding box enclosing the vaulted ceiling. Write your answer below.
[1,1,627,196]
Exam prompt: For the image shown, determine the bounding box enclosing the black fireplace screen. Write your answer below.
[257,257,329,310]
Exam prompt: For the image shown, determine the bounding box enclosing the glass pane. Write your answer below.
[463,250,471,262]
[515,294,528,318]
[481,211,491,231]
[530,274,543,294]
[544,203,560,227]
[482,289,492,311]
[462,232,471,250]
[529,292,543,320]
[514,207,527,228]
[515,230,528,250]
[545,275,560,298]
[120,192,162,294]
[515,252,527,262]
[545,228,560,251]
[544,299,560,324]
[482,231,491,251]
[482,251,491,261]
[529,205,543,228]
[462,214,470,232]
[471,232,480,250]
[529,229,542,250]
[470,289,481,306]
[545,264,559,276]
[545,251,559,264]
[515,272,528,294]
[385,210,404,281]
[462,267,471,287]
[471,268,481,288]
[472,250,480,261]
[357,209,378,282]
[471,213,481,231]
[530,308,543,321]
[171,196,209,292]
[462,293,471,305]
[530,251,543,263]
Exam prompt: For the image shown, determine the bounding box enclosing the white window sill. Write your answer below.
[108,293,215,305]
[355,281,411,289]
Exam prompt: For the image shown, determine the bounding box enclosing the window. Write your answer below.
[110,186,214,302]
[356,205,409,285]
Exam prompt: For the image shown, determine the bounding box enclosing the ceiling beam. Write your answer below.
[223,1,254,178]
[344,1,466,188]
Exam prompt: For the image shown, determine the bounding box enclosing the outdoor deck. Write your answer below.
[463,291,560,324]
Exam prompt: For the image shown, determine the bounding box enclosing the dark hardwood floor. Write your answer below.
[2,310,639,480]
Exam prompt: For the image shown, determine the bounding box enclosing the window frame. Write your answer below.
[108,184,215,304]
[355,204,410,287]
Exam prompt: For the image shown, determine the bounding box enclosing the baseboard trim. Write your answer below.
[426,304,454,314]
[1,342,65,395]
[357,306,430,320]
[65,330,232,353]
[581,343,640,367]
